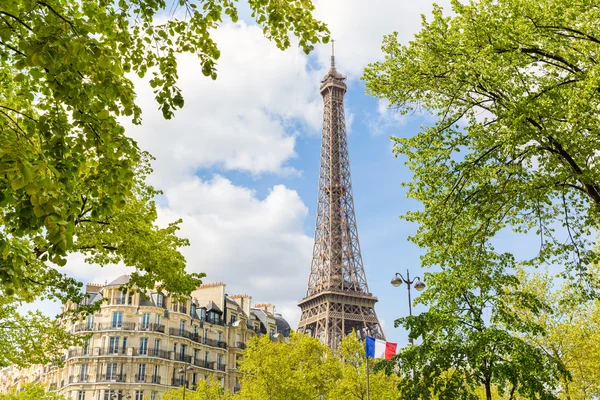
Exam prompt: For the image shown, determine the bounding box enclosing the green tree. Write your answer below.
[0,383,67,400]
[364,0,600,290]
[0,295,81,367]
[330,332,400,400]
[386,259,566,400]
[161,376,232,400]
[515,269,600,399]
[237,333,340,400]
[0,0,328,365]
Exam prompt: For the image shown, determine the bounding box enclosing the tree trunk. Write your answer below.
[485,380,492,400]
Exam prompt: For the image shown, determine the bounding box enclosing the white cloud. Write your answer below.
[124,21,325,189]
[157,176,313,327]
[313,0,453,78]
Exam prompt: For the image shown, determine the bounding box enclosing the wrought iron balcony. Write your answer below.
[233,342,246,350]
[68,375,90,384]
[96,374,127,383]
[216,364,226,372]
[138,323,165,333]
[169,327,191,339]
[170,378,189,388]
[216,341,227,349]
[151,375,161,384]
[97,322,136,331]
[73,323,95,333]
[68,349,91,358]
[192,359,213,370]
[135,374,147,383]
[173,353,192,363]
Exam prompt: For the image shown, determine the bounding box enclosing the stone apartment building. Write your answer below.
[0,276,291,399]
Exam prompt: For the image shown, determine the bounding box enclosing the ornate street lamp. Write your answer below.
[178,365,193,400]
[391,270,425,344]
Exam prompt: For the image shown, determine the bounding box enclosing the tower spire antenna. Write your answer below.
[331,39,335,68]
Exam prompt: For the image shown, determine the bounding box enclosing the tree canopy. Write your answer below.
[364,0,600,290]
[0,383,67,400]
[236,332,399,400]
[1,0,328,366]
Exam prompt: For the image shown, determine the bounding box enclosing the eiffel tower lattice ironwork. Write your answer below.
[297,43,385,350]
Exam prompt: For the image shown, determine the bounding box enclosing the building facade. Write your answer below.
[0,276,291,398]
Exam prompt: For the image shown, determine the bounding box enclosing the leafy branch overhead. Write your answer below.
[364,0,600,290]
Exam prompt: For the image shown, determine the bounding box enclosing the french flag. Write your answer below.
[365,336,397,359]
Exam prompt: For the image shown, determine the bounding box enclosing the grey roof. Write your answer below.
[105,275,130,286]
[275,314,291,337]
[205,301,222,314]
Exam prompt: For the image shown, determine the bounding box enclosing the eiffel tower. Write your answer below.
[297,43,385,350]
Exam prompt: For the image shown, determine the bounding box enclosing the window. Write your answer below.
[155,314,161,325]
[153,339,161,356]
[193,350,199,364]
[193,325,198,337]
[156,294,164,308]
[179,320,185,334]
[86,314,94,329]
[270,328,275,337]
[204,351,209,363]
[116,291,126,304]
[103,390,115,400]
[217,354,223,368]
[108,337,119,354]
[82,338,90,355]
[112,312,123,328]
[122,337,128,354]
[141,313,150,329]
[180,344,186,360]
[137,364,146,381]
[135,392,143,400]
[192,373,197,385]
[173,343,177,354]
[230,314,237,324]
[140,337,148,355]
[190,304,196,317]
[77,391,85,400]
[151,392,157,400]
[128,293,134,305]
[79,364,88,381]
[106,363,118,380]
[153,365,159,381]
[217,331,222,342]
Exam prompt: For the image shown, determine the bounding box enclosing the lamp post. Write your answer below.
[178,365,193,400]
[391,269,425,344]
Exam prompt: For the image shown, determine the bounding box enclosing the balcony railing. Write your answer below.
[192,359,214,370]
[133,348,171,360]
[216,364,226,372]
[170,379,189,388]
[169,327,191,339]
[135,374,148,383]
[98,322,137,331]
[173,353,192,363]
[68,375,90,384]
[151,375,161,384]
[96,374,127,383]
[68,349,91,358]
[216,341,227,349]
[138,323,165,333]
[233,342,246,350]
[74,323,95,333]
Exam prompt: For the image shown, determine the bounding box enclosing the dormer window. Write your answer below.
[156,294,164,308]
